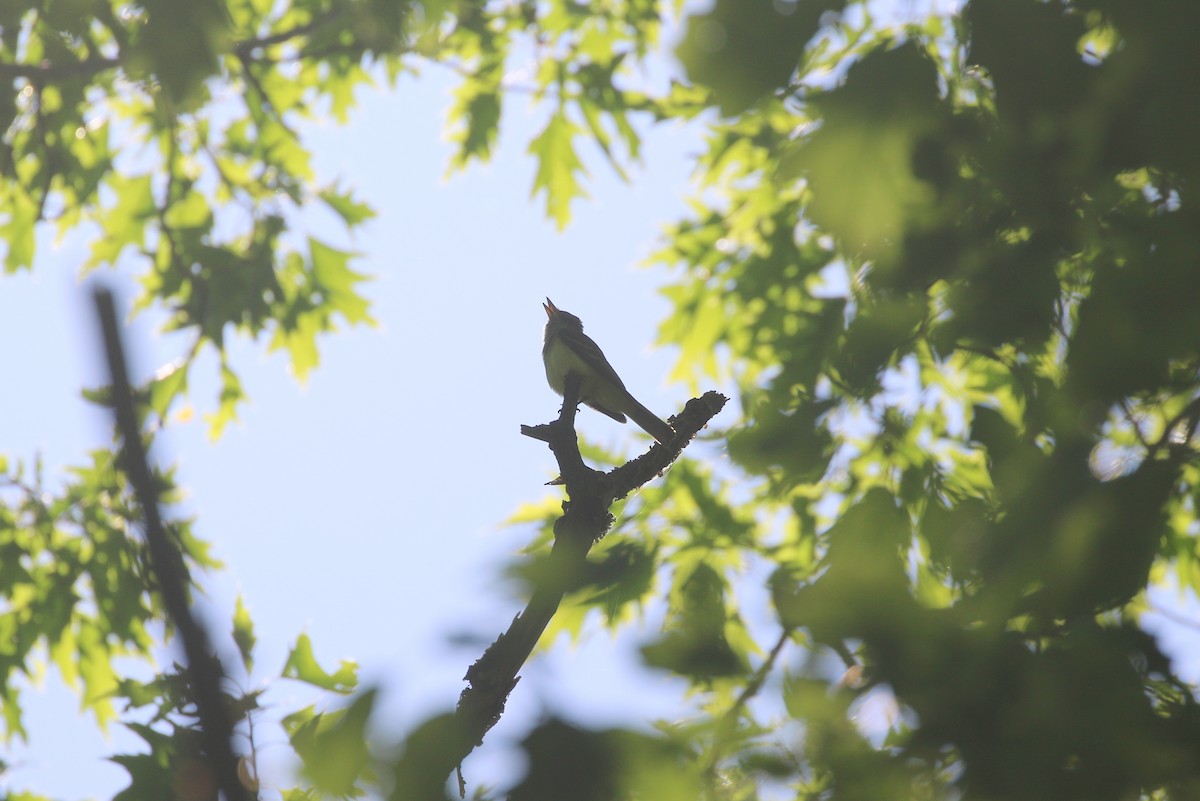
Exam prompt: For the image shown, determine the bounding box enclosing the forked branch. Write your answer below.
[449,378,726,776]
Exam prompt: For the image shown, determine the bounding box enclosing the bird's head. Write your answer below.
[543,298,584,332]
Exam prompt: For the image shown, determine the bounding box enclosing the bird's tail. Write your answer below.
[623,394,675,444]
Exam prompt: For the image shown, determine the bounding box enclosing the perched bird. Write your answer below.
[542,298,674,444]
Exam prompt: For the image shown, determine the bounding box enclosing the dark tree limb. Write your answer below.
[94,288,248,801]
[0,9,346,82]
[451,378,727,776]
[0,56,121,81]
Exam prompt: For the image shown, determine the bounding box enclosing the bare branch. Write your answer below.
[448,383,727,779]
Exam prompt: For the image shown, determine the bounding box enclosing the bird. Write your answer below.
[542,298,675,444]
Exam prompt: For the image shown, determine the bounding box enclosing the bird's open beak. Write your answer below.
[543,298,559,318]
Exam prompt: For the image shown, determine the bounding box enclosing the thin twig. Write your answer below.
[733,629,792,712]
[1155,394,1200,457]
[706,627,792,775]
[232,14,339,58]
[1118,398,1152,451]
[237,52,302,142]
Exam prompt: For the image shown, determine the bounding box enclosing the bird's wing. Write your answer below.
[584,400,628,423]
[562,328,628,391]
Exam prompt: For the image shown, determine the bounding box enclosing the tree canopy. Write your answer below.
[3,0,1200,800]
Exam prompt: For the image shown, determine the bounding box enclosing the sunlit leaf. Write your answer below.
[232,594,256,672]
[0,189,37,272]
[283,633,358,693]
[528,110,589,229]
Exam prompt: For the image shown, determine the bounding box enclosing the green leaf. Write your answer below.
[391,713,475,801]
[790,44,945,267]
[728,398,835,481]
[642,562,748,679]
[309,237,375,327]
[78,621,118,730]
[148,360,189,420]
[282,633,358,693]
[289,689,377,797]
[447,68,503,170]
[87,173,156,270]
[528,110,589,229]
[162,189,213,231]
[677,0,843,114]
[271,311,322,382]
[204,362,246,441]
[577,97,631,182]
[0,189,38,272]
[511,721,705,801]
[319,186,377,229]
[0,687,27,743]
[232,595,256,672]
[132,0,228,105]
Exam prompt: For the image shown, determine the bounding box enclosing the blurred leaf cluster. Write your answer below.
[4,0,1200,800]
[642,1,1200,799]
[510,1,1200,799]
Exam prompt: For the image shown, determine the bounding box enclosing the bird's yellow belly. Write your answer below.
[543,338,625,412]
